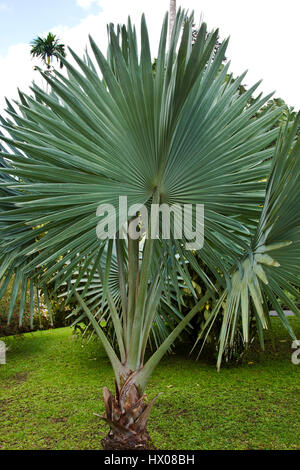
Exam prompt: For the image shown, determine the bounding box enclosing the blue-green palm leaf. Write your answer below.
[196,115,300,369]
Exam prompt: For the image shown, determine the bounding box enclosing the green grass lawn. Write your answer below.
[1,318,299,450]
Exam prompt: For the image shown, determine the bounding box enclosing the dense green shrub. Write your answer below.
[0,279,51,336]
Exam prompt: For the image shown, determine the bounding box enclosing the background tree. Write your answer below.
[30,32,66,70]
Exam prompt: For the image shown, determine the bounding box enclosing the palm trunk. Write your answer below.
[101,373,158,450]
[169,0,177,43]
[76,188,211,450]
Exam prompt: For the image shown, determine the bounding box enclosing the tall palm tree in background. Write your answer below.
[0,10,299,450]
[30,32,66,70]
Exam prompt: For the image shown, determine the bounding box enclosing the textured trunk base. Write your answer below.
[100,378,160,450]
[101,431,154,450]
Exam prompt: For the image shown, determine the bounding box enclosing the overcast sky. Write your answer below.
[0,0,299,114]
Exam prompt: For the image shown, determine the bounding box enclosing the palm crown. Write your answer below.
[30,32,66,69]
[1,10,299,449]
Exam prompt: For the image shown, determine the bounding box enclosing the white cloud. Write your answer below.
[1,0,300,115]
[0,3,8,11]
[0,43,45,110]
[76,0,98,9]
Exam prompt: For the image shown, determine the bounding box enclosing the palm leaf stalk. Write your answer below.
[0,10,299,448]
[62,245,188,351]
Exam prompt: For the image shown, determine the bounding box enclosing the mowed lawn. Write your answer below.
[0,318,299,450]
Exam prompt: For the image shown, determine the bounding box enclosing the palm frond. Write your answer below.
[197,115,300,369]
[0,11,298,380]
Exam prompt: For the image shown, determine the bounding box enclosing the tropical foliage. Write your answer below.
[0,10,299,448]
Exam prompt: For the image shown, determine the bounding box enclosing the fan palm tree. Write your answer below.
[30,32,66,70]
[0,10,299,449]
